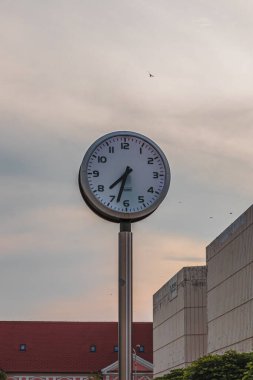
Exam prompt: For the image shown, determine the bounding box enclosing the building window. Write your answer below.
[114,345,119,352]
[138,345,144,353]
[19,344,26,352]
[90,345,96,352]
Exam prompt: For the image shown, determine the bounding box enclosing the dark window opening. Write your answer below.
[19,344,26,352]
[138,345,145,353]
[90,345,96,352]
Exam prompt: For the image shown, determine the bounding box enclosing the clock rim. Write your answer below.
[79,131,170,223]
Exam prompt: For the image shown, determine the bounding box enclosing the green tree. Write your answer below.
[155,368,185,380]
[88,371,103,380]
[242,362,253,380]
[154,351,253,380]
[184,351,253,380]
[0,369,7,380]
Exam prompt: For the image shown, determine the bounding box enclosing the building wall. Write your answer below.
[8,373,152,380]
[153,266,207,377]
[7,376,90,380]
[207,204,253,354]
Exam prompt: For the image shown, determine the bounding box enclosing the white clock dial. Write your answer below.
[79,131,170,222]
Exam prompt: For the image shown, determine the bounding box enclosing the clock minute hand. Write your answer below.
[116,166,133,203]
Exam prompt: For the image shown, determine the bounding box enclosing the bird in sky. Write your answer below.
[148,72,154,77]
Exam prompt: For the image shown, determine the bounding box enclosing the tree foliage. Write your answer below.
[0,370,7,380]
[155,368,184,380]
[154,351,253,380]
[242,362,253,380]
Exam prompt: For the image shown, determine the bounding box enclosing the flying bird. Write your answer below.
[148,72,154,78]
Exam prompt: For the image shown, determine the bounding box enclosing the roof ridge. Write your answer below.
[0,320,152,324]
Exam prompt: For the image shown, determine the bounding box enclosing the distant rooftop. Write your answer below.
[0,321,153,373]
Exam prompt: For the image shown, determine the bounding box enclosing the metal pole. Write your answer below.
[118,221,132,380]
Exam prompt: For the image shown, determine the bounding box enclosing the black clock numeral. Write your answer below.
[93,170,99,177]
[138,196,144,203]
[147,157,154,164]
[121,142,130,150]
[147,187,154,193]
[123,200,130,207]
[109,146,115,153]
[140,147,142,154]
[153,172,159,178]
[98,156,107,163]
[98,185,104,192]
[109,195,115,202]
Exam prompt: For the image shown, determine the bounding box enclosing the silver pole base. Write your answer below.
[118,223,132,380]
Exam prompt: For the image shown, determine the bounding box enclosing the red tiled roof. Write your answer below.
[0,321,152,373]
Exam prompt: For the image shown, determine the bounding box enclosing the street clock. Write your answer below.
[79,131,170,223]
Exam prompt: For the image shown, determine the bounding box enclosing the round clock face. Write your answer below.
[79,131,170,223]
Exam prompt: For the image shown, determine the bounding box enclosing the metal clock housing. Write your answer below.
[79,131,170,223]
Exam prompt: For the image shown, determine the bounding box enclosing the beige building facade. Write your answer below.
[207,204,253,354]
[153,204,253,376]
[153,266,207,377]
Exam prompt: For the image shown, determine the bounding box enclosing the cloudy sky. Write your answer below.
[0,0,253,322]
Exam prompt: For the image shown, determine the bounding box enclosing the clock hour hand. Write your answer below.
[116,166,133,203]
[109,173,125,190]
[109,166,132,190]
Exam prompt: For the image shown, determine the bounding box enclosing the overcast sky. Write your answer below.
[0,0,253,322]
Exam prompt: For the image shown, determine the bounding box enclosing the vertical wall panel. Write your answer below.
[153,266,207,376]
[207,204,253,354]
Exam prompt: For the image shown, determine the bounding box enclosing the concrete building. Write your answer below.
[0,321,153,380]
[153,266,207,377]
[153,204,253,375]
[207,204,253,354]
